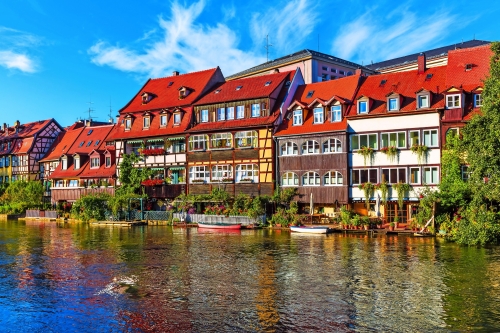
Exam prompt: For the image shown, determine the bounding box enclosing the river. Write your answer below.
[0,220,499,332]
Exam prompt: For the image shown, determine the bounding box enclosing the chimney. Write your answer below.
[14,120,20,127]
[172,71,180,76]
[418,53,426,74]
[2,123,6,131]
[355,68,362,75]
[115,114,120,124]
[270,68,279,74]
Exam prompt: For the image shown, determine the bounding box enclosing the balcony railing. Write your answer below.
[142,184,185,199]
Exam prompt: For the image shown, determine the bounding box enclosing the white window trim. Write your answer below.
[417,93,430,109]
[217,107,226,121]
[358,100,369,114]
[423,129,439,147]
[423,166,440,185]
[236,105,245,119]
[293,110,303,126]
[301,140,320,155]
[160,115,167,126]
[211,164,233,181]
[381,167,407,184]
[143,116,150,128]
[351,168,378,185]
[323,138,342,153]
[323,171,343,186]
[380,131,406,149]
[235,164,259,183]
[313,107,324,124]
[351,134,378,151]
[446,94,461,109]
[409,167,421,185]
[387,97,399,111]
[474,94,482,108]
[200,110,209,123]
[302,171,321,186]
[331,105,342,122]
[281,172,299,186]
[281,142,298,156]
[189,166,210,183]
[251,104,260,117]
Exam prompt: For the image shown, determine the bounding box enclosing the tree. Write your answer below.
[117,153,152,195]
[0,180,44,213]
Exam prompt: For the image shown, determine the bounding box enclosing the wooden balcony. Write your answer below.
[142,184,185,199]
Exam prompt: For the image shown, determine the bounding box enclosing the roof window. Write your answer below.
[87,141,93,147]
[380,79,387,86]
[214,89,221,94]
[168,81,174,87]
[465,63,473,71]
[425,73,433,81]
[95,140,100,146]
[265,81,271,86]
[79,141,85,147]
[87,129,93,135]
[306,90,314,98]
[236,85,242,90]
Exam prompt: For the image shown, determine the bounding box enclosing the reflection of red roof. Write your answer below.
[275,74,361,136]
[119,68,222,114]
[347,66,447,117]
[40,123,85,162]
[446,44,492,91]
[194,71,292,105]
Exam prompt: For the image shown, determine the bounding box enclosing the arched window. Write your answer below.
[211,133,232,149]
[323,139,342,153]
[281,142,298,156]
[236,164,259,183]
[235,131,258,148]
[188,134,209,151]
[302,171,320,186]
[301,140,319,154]
[282,172,298,186]
[324,171,343,185]
[211,164,233,181]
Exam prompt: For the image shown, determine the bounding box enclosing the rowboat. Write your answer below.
[198,222,242,230]
[290,226,331,234]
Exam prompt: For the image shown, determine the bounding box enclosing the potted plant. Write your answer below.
[411,144,428,164]
[389,222,395,231]
[362,216,370,230]
[357,146,374,166]
[352,214,361,230]
[393,215,399,229]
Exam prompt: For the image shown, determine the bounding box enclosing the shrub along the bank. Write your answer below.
[0,180,44,214]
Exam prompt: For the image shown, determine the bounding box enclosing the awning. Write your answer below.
[169,167,185,171]
[167,137,184,141]
[127,140,143,144]
[151,168,165,171]
[147,138,164,142]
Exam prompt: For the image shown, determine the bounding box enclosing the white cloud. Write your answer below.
[0,51,36,72]
[331,5,458,64]
[88,1,265,77]
[250,0,319,57]
[221,3,236,21]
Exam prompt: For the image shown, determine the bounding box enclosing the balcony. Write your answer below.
[142,184,185,199]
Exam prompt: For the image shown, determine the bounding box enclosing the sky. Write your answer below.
[0,0,498,127]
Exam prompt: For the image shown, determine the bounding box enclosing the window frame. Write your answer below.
[423,129,439,147]
[293,109,303,126]
[381,167,407,184]
[358,100,368,114]
[188,134,209,151]
[302,171,320,186]
[211,164,233,181]
[323,138,342,153]
[211,132,233,149]
[331,105,342,122]
[351,134,378,150]
[313,107,324,124]
[281,142,298,156]
[323,171,343,186]
[380,131,406,149]
[388,97,399,111]
[251,103,260,117]
[417,94,429,109]
[351,169,378,185]
[173,113,181,125]
[226,106,235,120]
[235,164,259,183]
[217,107,226,121]
[409,167,420,185]
[236,105,245,119]
[90,157,100,169]
[446,94,461,109]
[474,94,482,107]
[160,115,167,127]
[200,110,209,123]
[423,166,439,185]
[281,172,298,186]
[301,140,320,155]
[189,166,210,183]
[143,116,150,128]
[235,131,258,148]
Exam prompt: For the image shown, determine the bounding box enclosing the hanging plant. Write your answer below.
[410,144,428,164]
[376,181,389,205]
[357,146,374,166]
[358,182,374,211]
[393,182,411,210]
[380,146,398,162]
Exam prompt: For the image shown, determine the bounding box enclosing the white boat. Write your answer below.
[290,226,331,234]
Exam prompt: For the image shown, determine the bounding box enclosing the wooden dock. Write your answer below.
[90,221,147,227]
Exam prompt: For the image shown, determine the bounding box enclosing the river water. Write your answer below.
[0,220,499,333]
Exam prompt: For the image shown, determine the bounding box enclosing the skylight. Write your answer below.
[426,73,433,80]
[95,140,100,146]
[306,90,314,98]
[79,141,85,147]
[380,79,387,86]
[168,81,174,87]
[87,141,93,147]
[265,81,271,86]
[236,85,242,90]
[465,63,473,71]
[87,129,93,135]
[214,89,221,94]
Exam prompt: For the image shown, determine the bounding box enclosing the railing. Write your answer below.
[142,184,185,199]
[25,210,57,218]
[172,213,265,225]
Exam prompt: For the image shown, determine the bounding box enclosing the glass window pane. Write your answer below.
[398,132,406,148]
[369,169,377,183]
[390,169,397,183]
[432,168,439,184]
[360,170,368,183]
[369,134,377,149]
[381,134,388,148]
[352,136,359,150]
[360,135,368,148]
[431,130,438,146]
[398,169,406,183]
[352,170,359,184]
[381,169,389,183]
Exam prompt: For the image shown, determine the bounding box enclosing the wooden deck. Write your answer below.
[90,221,147,227]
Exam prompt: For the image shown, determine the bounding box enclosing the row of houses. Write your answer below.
[0,41,492,222]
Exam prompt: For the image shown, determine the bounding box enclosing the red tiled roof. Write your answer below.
[194,71,293,105]
[119,68,221,114]
[40,125,85,162]
[11,138,34,154]
[79,163,116,178]
[275,74,361,136]
[67,124,115,155]
[188,113,280,133]
[446,44,492,91]
[0,119,57,155]
[346,66,447,117]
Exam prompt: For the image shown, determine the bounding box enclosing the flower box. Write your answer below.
[191,179,206,184]
[141,179,165,186]
[139,148,166,156]
[221,178,234,183]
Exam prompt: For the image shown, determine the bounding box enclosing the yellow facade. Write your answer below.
[0,156,12,183]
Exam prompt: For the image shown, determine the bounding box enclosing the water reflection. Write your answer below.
[0,221,499,332]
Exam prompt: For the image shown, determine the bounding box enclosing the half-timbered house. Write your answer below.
[186,69,303,197]
[0,119,63,185]
[108,68,225,200]
[274,73,362,214]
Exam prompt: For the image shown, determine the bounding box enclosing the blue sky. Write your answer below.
[1,0,498,127]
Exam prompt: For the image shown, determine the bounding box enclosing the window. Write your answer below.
[212,165,233,181]
[235,164,259,183]
[79,141,85,147]
[418,95,429,108]
[143,117,150,128]
[465,63,473,71]
[423,167,439,184]
[423,129,438,147]
[217,108,226,121]
[62,157,67,170]
[324,171,343,185]
[446,128,459,138]
[236,85,242,91]
[281,142,298,156]
[322,66,328,71]
[74,157,80,170]
[461,165,470,181]
[251,104,260,117]
[125,118,132,129]
[351,169,378,185]
[409,131,420,146]
[188,134,208,151]
[339,70,345,75]
[237,105,245,119]
[265,81,271,86]
[173,113,181,125]
[474,94,482,107]
[313,107,324,124]
[160,115,167,126]
[235,131,257,148]
[226,107,235,120]
[409,167,420,184]
[201,110,209,123]
[211,133,232,149]
[86,141,93,147]
[105,156,111,167]
[351,134,377,150]
[306,90,314,98]
[330,75,337,80]
[94,140,100,146]
[90,157,100,168]
[446,94,461,108]
[302,171,320,186]
[189,166,209,183]
[68,180,78,187]
[331,105,342,122]
[301,140,320,154]
[381,132,406,148]
[87,129,93,135]
[323,139,341,153]
[172,140,185,153]
[282,172,298,186]
[388,98,398,111]
[293,110,303,125]
[358,101,368,114]
[321,74,328,81]
[381,168,407,184]
[331,68,337,73]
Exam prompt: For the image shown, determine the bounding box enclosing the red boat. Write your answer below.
[197,222,242,230]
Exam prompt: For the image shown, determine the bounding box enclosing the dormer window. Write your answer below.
[357,98,369,114]
[474,94,483,107]
[90,157,100,168]
[160,115,167,127]
[251,104,260,117]
[201,110,209,123]
[331,105,342,122]
[313,107,324,124]
[387,93,400,111]
[293,109,303,126]
[125,118,132,129]
[465,63,473,71]
[143,115,150,128]
[105,156,111,167]
[416,90,431,109]
[61,156,67,170]
[178,86,190,99]
[74,156,80,170]
[446,94,461,109]
[141,92,153,104]
[173,113,181,125]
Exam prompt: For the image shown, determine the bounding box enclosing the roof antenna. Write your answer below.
[107,98,114,124]
[265,34,273,62]
[318,34,320,52]
[85,97,95,124]
[473,33,476,40]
